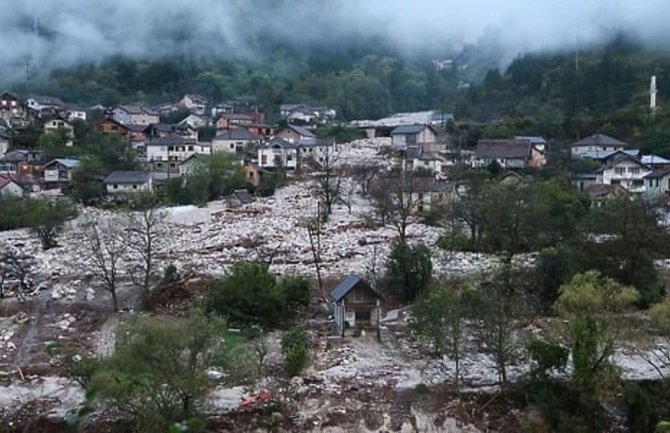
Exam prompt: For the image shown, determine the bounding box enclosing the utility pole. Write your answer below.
[650,75,658,115]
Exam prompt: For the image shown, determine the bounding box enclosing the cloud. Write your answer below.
[1,0,669,81]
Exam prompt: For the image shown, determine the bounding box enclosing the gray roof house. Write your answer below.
[570,133,627,158]
[104,171,153,194]
[474,139,547,169]
[390,124,438,150]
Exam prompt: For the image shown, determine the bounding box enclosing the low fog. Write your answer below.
[1,0,669,80]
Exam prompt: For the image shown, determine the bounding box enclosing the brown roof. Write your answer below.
[584,184,629,199]
[475,139,531,159]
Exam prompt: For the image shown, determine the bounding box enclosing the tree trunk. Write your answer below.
[111,288,119,312]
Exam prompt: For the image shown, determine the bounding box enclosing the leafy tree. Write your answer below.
[86,312,249,433]
[410,283,469,389]
[207,263,310,328]
[470,264,528,387]
[281,327,310,377]
[27,198,78,250]
[385,240,432,301]
[555,271,638,398]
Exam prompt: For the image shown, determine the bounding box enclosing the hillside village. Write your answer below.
[2,88,670,433]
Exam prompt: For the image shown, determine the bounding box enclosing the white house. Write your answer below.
[412,152,445,177]
[179,95,207,116]
[643,168,670,197]
[595,153,652,194]
[113,105,159,125]
[275,124,317,145]
[390,124,438,150]
[212,128,259,153]
[297,142,336,166]
[178,114,209,129]
[104,171,153,194]
[570,133,627,158]
[145,136,210,173]
[43,117,75,147]
[280,104,336,125]
[64,104,87,122]
[473,139,547,169]
[26,96,65,113]
[257,138,297,170]
[0,174,23,197]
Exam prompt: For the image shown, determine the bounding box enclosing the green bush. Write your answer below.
[207,263,310,328]
[281,327,310,377]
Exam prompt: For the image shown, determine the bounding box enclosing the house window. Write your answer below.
[111,125,118,131]
[261,154,267,165]
[629,167,640,174]
[287,154,293,161]
[614,167,626,175]
[188,146,194,151]
[632,179,644,187]
[230,144,235,149]
[133,185,138,189]
[113,184,118,189]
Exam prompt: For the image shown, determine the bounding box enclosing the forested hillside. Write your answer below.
[9,35,670,152]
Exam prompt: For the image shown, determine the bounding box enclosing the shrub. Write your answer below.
[281,327,310,377]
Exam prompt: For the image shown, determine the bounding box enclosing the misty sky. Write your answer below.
[1,0,669,80]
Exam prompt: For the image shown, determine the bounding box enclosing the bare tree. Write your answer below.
[371,169,430,242]
[352,163,382,196]
[79,217,129,312]
[125,194,168,300]
[314,144,342,215]
[301,214,324,296]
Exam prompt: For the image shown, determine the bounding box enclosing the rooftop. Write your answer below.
[475,139,532,159]
[571,133,627,148]
[104,171,151,185]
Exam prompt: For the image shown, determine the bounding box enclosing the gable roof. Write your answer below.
[27,95,65,107]
[329,275,366,302]
[284,124,316,138]
[391,124,433,135]
[104,171,151,185]
[261,138,296,150]
[579,149,640,161]
[116,105,158,116]
[476,139,532,159]
[44,158,80,169]
[214,127,259,141]
[641,154,670,165]
[584,183,629,199]
[570,133,626,148]
[146,136,196,146]
[0,174,18,190]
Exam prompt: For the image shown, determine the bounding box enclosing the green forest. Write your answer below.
[8,34,670,152]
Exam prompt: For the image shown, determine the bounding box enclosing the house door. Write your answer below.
[355,310,371,325]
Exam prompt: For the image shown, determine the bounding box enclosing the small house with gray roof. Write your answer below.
[104,171,153,194]
[330,275,383,337]
[570,133,627,158]
[213,127,260,153]
[257,138,297,170]
[390,124,437,150]
[474,139,547,169]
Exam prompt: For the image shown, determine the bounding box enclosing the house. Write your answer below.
[0,149,45,177]
[43,158,79,190]
[280,104,337,125]
[211,103,234,118]
[584,184,629,206]
[26,96,66,115]
[43,116,75,146]
[641,154,670,170]
[390,124,438,150]
[595,153,652,194]
[97,117,131,141]
[145,136,210,174]
[0,129,10,158]
[144,123,181,139]
[212,128,260,153]
[579,149,641,165]
[515,136,547,153]
[179,95,207,116]
[153,102,179,116]
[0,174,23,197]
[297,141,336,166]
[570,133,627,158]
[179,154,204,177]
[0,91,26,123]
[257,138,297,170]
[473,139,547,169]
[330,275,383,337]
[214,113,265,130]
[64,104,87,122]
[178,114,209,129]
[246,124,274,137]
[644,168,670,197]
[276,124,317,145]
[412,152,445,177]
[573,173,598,193]
[112,105,159,125]
[104,171,153,194]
